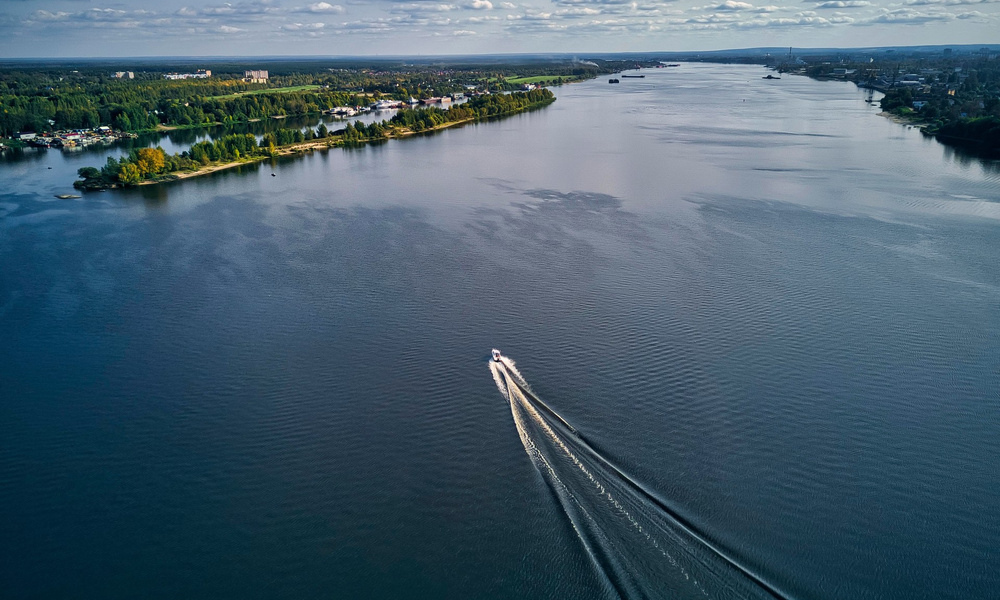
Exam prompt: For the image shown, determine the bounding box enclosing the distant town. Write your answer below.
[0,57,648,144]
[1,47,997,153]
[761,46,1000,149]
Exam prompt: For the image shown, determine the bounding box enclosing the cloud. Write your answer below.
[556,6,604,14]
[389,3,458,11]
[172,1,283,22]
[469,0,493,8]
[904,0,998,5]
[283,21,326,29]
[30,10,71,21]
[814,0,870,7]
[195,1,280,16]
[339,18,396,30]
[866,7,954,21]
[690,0,778,10]
[734,13,839,25]
[677,6,857,28]
[553,0,638,6]
[684,11,744,22]
[218,24,246,32]
[453,27,477,32]
[305,2,345,12]
[27,6,153,29]
[500,1,517,6]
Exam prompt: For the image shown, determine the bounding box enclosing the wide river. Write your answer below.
[2,63,998,600]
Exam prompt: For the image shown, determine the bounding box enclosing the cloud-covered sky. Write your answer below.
[0,0,995,57]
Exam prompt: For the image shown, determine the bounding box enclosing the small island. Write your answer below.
[74,89,555,190]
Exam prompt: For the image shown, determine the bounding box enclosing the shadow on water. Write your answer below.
[941,143,1000,174]
[489,354,790,600]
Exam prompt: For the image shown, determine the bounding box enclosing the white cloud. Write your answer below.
[31,10,72,21]
[283,21,326,29]
[469,0,494,8]
[904,0,998,5]
[717,1,755,10]
[553,0,637,6]
[453,27,477,33]
[866,7,954,21]
[390,3,458,11]
[814,0,869,7]
[307,2,346,13]
[556,6,604,14]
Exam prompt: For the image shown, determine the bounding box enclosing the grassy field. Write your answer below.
[505,75,577,84]
[211,84,324,100]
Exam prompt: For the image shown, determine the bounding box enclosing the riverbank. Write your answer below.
[76,90,556,190]
[879,111,921,127]
[795,62,999,155]
[140,104,551,185]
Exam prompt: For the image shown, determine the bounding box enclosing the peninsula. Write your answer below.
[74,89,555,190]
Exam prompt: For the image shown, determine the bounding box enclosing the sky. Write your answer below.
[0,0,996,58]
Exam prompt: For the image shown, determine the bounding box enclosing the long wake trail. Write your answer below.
[489,354,789,600]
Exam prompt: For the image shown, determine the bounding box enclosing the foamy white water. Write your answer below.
[490,353,788,600]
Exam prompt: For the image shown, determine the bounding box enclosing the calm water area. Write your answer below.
[2,63,998,599]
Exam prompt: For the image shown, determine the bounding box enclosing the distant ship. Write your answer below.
[609,78,620,84]
[621,74,645,78]
[492,349,502,362]
[763,74,781,80]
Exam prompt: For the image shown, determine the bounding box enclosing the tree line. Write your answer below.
[74,89,556,190]
[2,61,586,137]
[389,88,555,131]
[75,129,302,189]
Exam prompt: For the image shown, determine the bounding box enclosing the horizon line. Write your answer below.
[4,43,1000,63]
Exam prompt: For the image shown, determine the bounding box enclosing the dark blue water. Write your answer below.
[2,63,999,600]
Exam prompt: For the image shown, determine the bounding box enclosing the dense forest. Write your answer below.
[74,89,555,190]
[0,75,366,136]
[1,59,644,137]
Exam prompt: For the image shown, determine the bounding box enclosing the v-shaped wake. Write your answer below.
[490,352,789,600]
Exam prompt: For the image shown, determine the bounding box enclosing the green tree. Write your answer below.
[118,163,141,185]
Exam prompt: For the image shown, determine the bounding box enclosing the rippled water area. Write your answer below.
[2,63,998,600]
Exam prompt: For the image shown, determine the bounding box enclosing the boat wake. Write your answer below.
[489,352,788,600]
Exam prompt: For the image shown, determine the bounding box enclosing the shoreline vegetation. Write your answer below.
[2,58,654,138]
[877,86,999,152]
[758,51,1000,155]
[74,89,555,190]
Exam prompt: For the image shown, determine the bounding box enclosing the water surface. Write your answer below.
[2,63,998,600]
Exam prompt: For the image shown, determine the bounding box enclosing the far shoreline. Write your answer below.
[103,95,556,189]
[137,118,477,186]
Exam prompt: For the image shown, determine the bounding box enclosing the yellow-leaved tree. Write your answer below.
[118,163,141,186]
[135,148,166,178]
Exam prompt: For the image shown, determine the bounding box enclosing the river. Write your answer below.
[1,63,998,600]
